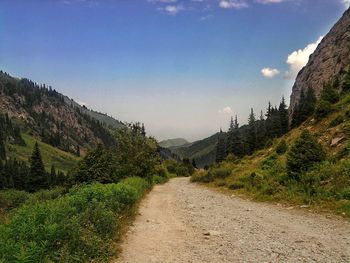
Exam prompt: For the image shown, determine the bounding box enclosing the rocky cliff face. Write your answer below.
[289,8,350,112]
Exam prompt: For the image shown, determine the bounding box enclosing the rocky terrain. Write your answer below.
[116,178,350,263]
[289,8,350,113]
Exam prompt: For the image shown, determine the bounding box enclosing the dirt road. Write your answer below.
[115,177,350,263]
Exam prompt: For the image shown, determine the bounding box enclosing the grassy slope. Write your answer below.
[159,138,190,148]
[192,94,350,217]
[6,133,80,173]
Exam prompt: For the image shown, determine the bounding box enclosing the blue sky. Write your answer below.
[0,0,348,141]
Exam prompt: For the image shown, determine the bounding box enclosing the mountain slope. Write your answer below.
[173,133,220,167]
[191,9,350,217]
[159,138,190,149]
[0,71,123,154]
[290,7,350,113]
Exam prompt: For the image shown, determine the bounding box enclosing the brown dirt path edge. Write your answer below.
[114,177,350,263]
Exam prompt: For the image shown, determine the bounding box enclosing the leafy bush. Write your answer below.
[329,115,344,128]
[261,154,278,170]
[228,181,244,190]
[190,170,213,183]
[276,140,288,155]
[340,188,350,200]
[315,100,333,120]
[287,131,326,181]
[0,177,151,262]
[210,167,231,178]
[152,175,168,184]
[0,190,30,211]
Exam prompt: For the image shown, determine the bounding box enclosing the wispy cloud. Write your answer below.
[158,5,184,15]
[261,68,280,78]
[218,106,233,114]
[284,36,323,79]
[219,0,249,9]
[255,0,287,4]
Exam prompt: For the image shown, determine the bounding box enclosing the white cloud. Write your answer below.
[261,68,280,78]
[255,0,286,4]
[284,36,323,79]
[343,0,350,8]
[219,0,248,9]
[158,5,184,15]
[218,106,233,114]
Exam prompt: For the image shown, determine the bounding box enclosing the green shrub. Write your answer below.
[276,140,288,155]
[210,167,231,179]
[261,154,278,170]
[315,100,333,120]
[340,188,350,200]
[228,181,244,190]
[190,170,213,183]
[175,166,189,177]
[0,190,30,211]
[287,131,326,181]
[329,115,344,128]
[152,175,168,184]
[0,177,151,262]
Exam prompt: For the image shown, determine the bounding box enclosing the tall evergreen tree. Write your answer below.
[247,108,257,154]
[321,82,339,104]
[28,142,47,192]
[278,96,289,135]
[216,129,227,163]
[0,132,6,160]
[256,111,267,149]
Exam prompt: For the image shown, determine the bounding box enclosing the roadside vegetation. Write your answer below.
[192,73,350,217]
[0,122,192,262]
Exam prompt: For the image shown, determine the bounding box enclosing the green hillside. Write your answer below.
[159,138,190,148]
[192,91,350,217]
[6,133,80,173]
[173,133,219,167]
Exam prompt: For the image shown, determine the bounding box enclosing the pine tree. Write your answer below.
[191,159,197,169]
[287,130,325,181]
[247,108,257,154]
[291,104,300,129]
[0,161,6,189]
[278,96,289,135]
[28,142,47,192]
[0,131,6,160]
[256,111,267,149]
[321,82,339,104]
[76,145,80,157]
[216,129,227,163]
[49,165,57,186]
[305,88,316,115]
[342,70,350,93]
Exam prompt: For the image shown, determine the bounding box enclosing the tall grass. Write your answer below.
[0,177,151,262]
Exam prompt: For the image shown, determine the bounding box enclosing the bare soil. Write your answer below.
[115,177,350,263]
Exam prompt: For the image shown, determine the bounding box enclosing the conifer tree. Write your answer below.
[0,132,6,160]
[342,70,350,93]
[256,111,267,149]
[247,108,257,154]
[216,129,227,163]
[321,82,339,104]
[279,96,289,135]
[28,142,47,191]
[287,130,325,181]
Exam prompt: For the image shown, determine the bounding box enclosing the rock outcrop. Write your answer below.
[289,8,350,113]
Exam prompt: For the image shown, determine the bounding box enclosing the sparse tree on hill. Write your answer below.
[28,142,47,191]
